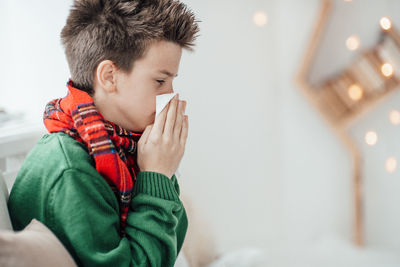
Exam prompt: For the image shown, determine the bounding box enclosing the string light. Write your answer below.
[380,17,392,31]
[346,35,360,51]
[381,63,394,77]
[347,84,363,101]
[253,11,268,27]
[365,131,378,146]
[389,110,400,125]
[385,157,397,173]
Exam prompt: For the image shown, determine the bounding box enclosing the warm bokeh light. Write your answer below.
[381,63,394,77]
[344,0,352,2]
[346,35,360,51]
[347,84,363,101]
[253,11,268,27]
[385,157,397,173]
[389,110,400,125]
[365,131,378,146]
[380,17,392,31]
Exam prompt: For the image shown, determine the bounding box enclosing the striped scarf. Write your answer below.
[43,80,142,236]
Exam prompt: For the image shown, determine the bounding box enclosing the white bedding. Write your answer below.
[200,237,400,267]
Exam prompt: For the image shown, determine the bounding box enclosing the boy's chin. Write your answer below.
[128,116,155,133]
[133,122,152,134]
[130,125,145,134]
[123,123,144,134]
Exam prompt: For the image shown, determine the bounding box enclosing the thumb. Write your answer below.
[139,124,153,145]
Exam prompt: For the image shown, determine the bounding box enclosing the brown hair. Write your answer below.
[61,0,200,95]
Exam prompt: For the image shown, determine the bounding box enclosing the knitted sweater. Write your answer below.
[7,132,188,267]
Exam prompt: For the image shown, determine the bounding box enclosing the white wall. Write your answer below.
[175,0,283,251]
[276,0,353,248]
[349,89,400,250]
[0,1,72,124]
[276,0,400,252]
[1,0,399,255]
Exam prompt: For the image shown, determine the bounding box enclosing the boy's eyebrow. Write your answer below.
[159,70,178,77]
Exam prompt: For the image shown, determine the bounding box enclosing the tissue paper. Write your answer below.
[155,93,177,118]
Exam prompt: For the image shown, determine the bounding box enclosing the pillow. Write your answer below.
[0,172,12,230]
[0,218,77,267]
[174,252,190,267]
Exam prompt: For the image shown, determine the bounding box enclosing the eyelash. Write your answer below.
[156,80,165,85]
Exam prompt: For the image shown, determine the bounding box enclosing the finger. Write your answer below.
[151,101,170,139]
[138,124,152,145]
[173,100,185,140]
[180,115,189,146]
[163,94,179,137]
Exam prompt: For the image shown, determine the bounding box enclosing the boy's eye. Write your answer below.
[156,80,165,85]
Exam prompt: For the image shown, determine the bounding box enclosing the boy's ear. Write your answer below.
[96,60,118,93]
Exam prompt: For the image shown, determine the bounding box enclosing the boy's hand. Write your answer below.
[137,94,188,179]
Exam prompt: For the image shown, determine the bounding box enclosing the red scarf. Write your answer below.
[43,80,142,236]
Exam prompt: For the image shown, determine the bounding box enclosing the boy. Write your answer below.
[7,0,199,266]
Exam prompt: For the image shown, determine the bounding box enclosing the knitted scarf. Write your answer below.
[43,80,142,236]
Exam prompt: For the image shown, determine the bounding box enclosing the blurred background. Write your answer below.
[1,0,400,266]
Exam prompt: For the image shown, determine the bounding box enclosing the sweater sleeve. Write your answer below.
[47,169,188,267]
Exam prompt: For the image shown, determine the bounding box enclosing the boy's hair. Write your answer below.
[61,0,199,95]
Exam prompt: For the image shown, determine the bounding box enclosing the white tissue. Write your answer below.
[156,93,177,118]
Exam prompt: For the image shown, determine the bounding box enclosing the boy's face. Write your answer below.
[93,40,182,132]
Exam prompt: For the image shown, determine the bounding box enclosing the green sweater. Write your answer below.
[7,132,188,267]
